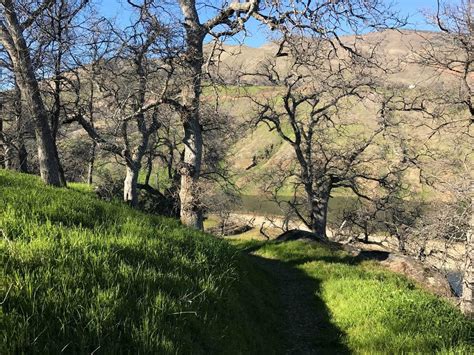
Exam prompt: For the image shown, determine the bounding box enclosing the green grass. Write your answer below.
[68,182,95,195]
[235,240,474,354]
[2,170,472,353]
[0,170,283,353]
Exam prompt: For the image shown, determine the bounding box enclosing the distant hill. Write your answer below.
[54,30,467,197]
[202,30,468,194]
[208,30,453,88]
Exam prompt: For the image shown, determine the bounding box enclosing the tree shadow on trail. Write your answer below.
[246,252,351,354]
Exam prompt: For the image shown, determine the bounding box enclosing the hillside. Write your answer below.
[211,30,450,87]
[0,170,283,353]
[203,30,470,198]
[1,170,472,353]
[51,29,468,198]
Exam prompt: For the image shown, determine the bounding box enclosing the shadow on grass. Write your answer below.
[240,241,473,354]
[306,250,391,267]
[245,250,351,354]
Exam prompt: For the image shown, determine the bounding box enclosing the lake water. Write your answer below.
[446,271,463,297]
[232,195,358,226]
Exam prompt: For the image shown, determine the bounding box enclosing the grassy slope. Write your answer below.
[0,170,283,354]
[234,240,473,354]
[2,170,472,354]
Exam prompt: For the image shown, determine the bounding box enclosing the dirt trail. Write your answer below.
[249,253,349,354]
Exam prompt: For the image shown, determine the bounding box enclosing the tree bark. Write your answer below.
[461,185,473,317]
[86,61,97,185]
[87,142,96,185]
[0,0,63,186]
[179,116,204,229]
[3,146,13,169]
[309,181,331,239]
[177,2,205,229]
[144,149,153,186]
[14,83,28,173]
[0,109,5,169]
[176,0,263,229]
[50,0,67,186]
[18,142,28,173]
[124,164,140,207]
[123,143,147,207]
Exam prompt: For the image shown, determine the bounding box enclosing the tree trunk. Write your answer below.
[51,126,66,185]
[14,83,28,173]
[122,127,148,208]
[144,150,153,186]
[18,142,28,173]
[177,11,205,229]
[179,117,204,229]
[0,1,63,186]
[166,169,181,218]
[87,142,96,185]
[461,234,473,317]
[20,76,62,186]
[0,104,13,170]
[122,133,147,208]
[309,181,331,239]
[50,1,67,186]
[461,186,473,317]
[86,68,96,185]
[0,111,5,169]
[3,146,13,169]
[124,164,140,207]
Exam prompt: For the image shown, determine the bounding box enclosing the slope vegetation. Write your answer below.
[0,170,283,353]
[1,170,472,354]
[236,239,473,353]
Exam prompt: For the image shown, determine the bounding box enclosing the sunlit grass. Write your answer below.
[68,181,94,195]
[248,240,473,353]
[0,169,283,353]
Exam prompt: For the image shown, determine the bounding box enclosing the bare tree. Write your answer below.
[246,36,409,239]
[0,80,30,172]
[413,0,473,317]
[65,16,112,185]
[67,7,181,206]
[173,0,266,229]
[143,101,241,218]
[0,0,65,186]
[416,0,473,124]
[31,0,90,185]
[158,0,403,229]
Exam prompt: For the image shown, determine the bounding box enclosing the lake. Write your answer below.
[232,195,359,226]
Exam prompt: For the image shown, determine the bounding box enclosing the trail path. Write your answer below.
[249,253,349,354]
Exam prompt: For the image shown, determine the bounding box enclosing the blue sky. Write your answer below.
[95,0,441,48]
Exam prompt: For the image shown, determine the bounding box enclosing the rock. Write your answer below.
[273,230,454,299]
[380,254,453,298]
[274,229,326,243]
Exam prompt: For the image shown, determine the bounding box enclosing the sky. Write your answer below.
[95,0,442,48]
